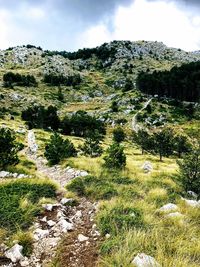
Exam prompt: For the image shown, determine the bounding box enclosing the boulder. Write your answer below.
[132,253,161,267]
[142,162,153,173]
[183,199,200,208]
[159,203,178,213]
[5,244,24,263]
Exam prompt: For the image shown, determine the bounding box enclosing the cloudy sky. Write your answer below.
[0,0,200,51]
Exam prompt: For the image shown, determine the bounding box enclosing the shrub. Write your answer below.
[113,127,126,143]
[45,133,76,165]
[0,128,19,169]
[104,143,126,169]
[177,146,200,197]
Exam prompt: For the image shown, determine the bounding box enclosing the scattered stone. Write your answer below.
[5,244,24,263]
[34,229,49,240]
[187,191,198,199]
[142,162,153,173]
[60,198,73,205]
[78,234,89,242]
[28,130,38,154]
[132,253,161,267]
[183,199,200,208]
[105,233,111,239]
[47,220,56,227]
[57,219,74,232]
[159,203,178,213]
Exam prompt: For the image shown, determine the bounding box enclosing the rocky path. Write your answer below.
[1,131,101,267]
[132,98,152,132]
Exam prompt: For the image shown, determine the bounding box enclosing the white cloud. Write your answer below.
[26,7,46,20]
[0,9,11,49]
[80,0,200,51]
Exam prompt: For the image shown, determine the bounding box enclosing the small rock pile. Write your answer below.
[0,171,30,179]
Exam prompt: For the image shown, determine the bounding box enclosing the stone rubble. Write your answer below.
[0,171,30,179]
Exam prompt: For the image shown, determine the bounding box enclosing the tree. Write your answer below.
[177,145,200,197]
[0,128,19,169]
[57,87,64,102]
[150,128,175,161]
[104,143,126,169]
[174,133,191,158]
[133,129,152,154]
[113,127,126,143]
[44,133,76,165]
[81,131,103,157]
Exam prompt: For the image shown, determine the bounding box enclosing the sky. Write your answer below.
[0,0,200,51]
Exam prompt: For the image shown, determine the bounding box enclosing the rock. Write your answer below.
[42,203,60,211]
[20,257,30,266]
[187,191,198,199]
[78,234,89,242]
[60,198,73,205]
[132,253,161,267]
[159,203,178,213]
[105,233,111,239]
[42,204,54,211]
[75,210,82,218]
[183,199,200,208]
[34,229,49,240]
[40,216,47,222]
[0,171,10,178]
[142,162,153,173]
[28,130,38,154]
[47,220,56,227]
[5,244,24,263]
[79,171,89,177]
[57,219,74,232]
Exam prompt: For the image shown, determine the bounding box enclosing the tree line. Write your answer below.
[3,72,37,88]
[43,73,81,86]
[21,106,105,137]
[137,61,200,102]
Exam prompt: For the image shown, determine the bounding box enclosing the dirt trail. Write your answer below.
[25,132,101,267]
[132,98,152,132]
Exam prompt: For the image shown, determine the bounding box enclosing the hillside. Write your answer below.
[0,41,199,267]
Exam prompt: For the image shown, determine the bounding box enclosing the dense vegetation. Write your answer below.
[137,62,200,102]
[21,105,60,130]
[43,73,81,86]
[0,128,20,169]
[3,72,37,87]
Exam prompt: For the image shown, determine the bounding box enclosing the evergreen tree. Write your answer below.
[0,128,19,169]
[45,133,76,165]
[150,128,175,161]
[104,143,126,169]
